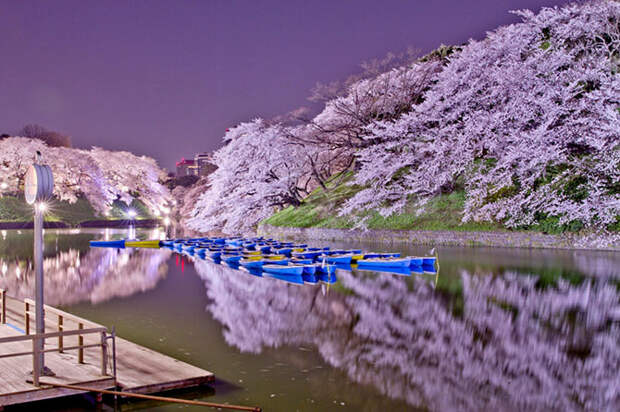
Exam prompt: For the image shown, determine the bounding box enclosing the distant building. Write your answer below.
[176,158,197,176]
[194,152,217,176]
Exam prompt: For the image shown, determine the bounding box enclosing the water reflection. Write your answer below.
[194,260,620,411]
[0,247,171,306]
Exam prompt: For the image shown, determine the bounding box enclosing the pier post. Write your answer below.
[25,301,30,335]
[58,314,63,353]
[1,288,5,324]
[100,331,108,376]
[78,322,84,363]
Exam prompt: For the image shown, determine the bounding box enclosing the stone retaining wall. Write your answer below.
[258,224,620,251]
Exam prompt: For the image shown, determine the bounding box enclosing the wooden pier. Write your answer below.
[0,288,214,408]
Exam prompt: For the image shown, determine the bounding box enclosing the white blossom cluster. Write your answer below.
[0,137,171,214]
[344,0,620,230]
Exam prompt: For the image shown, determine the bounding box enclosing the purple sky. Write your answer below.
[0,0,571,171]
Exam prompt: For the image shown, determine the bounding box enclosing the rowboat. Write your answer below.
[407,257,423,267]
[302,273,318,284]
[263,272,304,285]
[262,264,304,276]
[422,256,436,266]
[207,250,222,259]
[291,251,322,260]
[222,254,242,264]
[357,257,412,268]
[356,266,412,276]
[290,258,313,265]
[240,259,265,269]
[317,271,337,284]
[323,254,353,264]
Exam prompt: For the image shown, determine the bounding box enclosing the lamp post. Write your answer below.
[24,151,55,384]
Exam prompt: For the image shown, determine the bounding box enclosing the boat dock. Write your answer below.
[0,288,214,408]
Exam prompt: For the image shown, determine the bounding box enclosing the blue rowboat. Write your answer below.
[299,264,317,275]
[422,256,436,266]
[262,264,304,276]
[239,267,263,277]
[357,257,411,268]
[356,265,412,276]
[291,258,313,265]
[302,273,318,284]
[182,244,196,252]
[263,272,304,285]
[423,266,437,275]
[315,264,336,275]
[362,253,381,259]
[207,251,222,259]
[240,259,265,269]
[317,271,337,284]
[408,257,423,267]
[89,240,127,248]
[258,245,271,253]
[267,258,289,266]
[325,254,353,264]
[274,248,293,256]
[222,254,242,264]
[160,240,175,247]
[292,251,321,260]
[307,247,329,252]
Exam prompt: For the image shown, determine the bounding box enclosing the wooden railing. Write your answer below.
[0,288,115,387]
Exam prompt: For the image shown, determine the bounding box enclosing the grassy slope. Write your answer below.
[263,174,504,232]
[0,196,155,226]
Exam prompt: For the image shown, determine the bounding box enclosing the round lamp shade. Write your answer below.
[24,164,54,205]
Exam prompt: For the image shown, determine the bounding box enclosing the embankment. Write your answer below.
[258,224,620,252]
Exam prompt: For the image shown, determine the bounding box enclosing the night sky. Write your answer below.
[1,0,571,171]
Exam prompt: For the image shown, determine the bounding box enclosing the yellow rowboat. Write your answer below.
[292,247,305,252]
[124,240,161,249]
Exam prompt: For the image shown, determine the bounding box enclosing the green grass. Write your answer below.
[262,175,504,232]
[0,195,156,226]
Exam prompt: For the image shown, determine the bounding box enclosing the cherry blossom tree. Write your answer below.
[342,0,620,232]
[188,119,314,234]
[0,137,171,214]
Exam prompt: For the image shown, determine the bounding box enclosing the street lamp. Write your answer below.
[24,150,55,384]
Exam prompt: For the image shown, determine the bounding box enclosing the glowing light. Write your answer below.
[1,263,7,275]
[153,209,161,217]
[127,209,137,218]
[163,217,170,226]
[37,202,48,212]
[160,206,170,214]
[0,182,7,189]
[103,210,110,217]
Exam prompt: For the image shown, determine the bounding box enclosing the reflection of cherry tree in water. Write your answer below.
[0,248,171,305]
[194,262,619,411]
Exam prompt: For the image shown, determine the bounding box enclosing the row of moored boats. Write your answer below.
[161,236,437,285]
